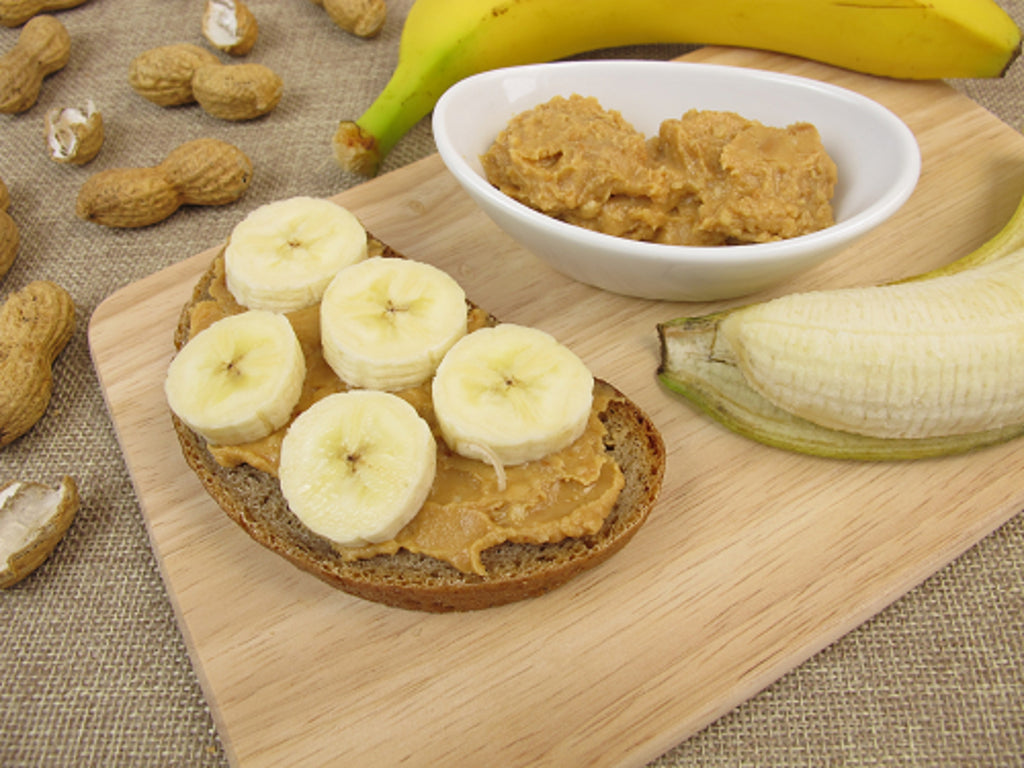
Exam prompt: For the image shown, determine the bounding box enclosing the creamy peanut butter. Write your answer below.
[481,95,838,246]
[189,251,624,576]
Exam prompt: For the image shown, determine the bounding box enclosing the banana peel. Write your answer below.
[657,188,1024,461]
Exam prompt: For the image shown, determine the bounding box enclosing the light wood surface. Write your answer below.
[88,48,1024,768]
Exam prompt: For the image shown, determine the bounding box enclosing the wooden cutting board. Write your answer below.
[89,47,1024,767]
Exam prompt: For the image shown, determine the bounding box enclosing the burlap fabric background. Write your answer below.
[2,1,1022,765]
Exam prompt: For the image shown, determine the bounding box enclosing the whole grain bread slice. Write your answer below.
[170,240,665,612]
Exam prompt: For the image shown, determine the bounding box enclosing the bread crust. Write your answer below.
[170,242,665,612]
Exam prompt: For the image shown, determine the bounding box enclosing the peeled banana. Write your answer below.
[334,0,1021,175]
[657,188,1024,460]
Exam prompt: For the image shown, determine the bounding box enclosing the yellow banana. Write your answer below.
[333,0,1021,175]
[657,188,1024,460]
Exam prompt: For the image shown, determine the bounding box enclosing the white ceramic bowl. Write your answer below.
[432,60,921,301]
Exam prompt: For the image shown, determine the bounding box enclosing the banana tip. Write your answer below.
[333,121,380,177]
[1001,39,1023,77]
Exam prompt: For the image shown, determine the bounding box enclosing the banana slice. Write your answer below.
[319,257,467,390]
[225,196,368,312]
[432,324,594,467]
[165,310,306,445]
[278,390,436,546]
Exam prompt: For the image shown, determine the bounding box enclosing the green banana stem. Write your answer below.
[332,1,575,175]
[331,62,453,176]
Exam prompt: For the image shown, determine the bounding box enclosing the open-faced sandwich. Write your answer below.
[165,196,665,612]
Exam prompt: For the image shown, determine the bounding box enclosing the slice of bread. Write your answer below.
[170,239,665,612]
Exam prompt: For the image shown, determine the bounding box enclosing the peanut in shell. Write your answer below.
[0,280,75,447]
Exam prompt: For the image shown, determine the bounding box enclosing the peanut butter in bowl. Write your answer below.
[432,60,921,300]
[480,94,838,247]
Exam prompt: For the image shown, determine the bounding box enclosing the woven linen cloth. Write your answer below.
[1,1,1022,766]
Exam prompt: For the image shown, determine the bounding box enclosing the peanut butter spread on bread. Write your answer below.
[481,95,837,245]
[187,251,624,576]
